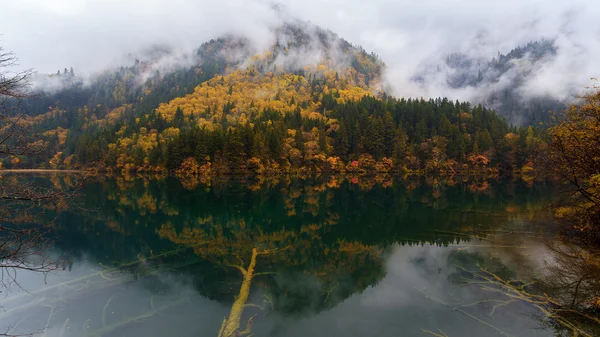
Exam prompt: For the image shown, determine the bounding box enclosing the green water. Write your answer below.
[0,175,588,337]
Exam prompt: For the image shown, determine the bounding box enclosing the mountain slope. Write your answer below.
[414,39,564,126]
[2,22,542,175]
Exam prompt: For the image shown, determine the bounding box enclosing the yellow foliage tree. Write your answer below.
[549,84,600,234]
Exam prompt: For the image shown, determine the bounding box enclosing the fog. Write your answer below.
[1,0,599,101]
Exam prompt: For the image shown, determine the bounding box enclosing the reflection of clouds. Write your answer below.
[2,233,558,337]
[0,256,226,337]
[360,245,450,309]
[2,177,564,336]
[272,243,552,337]
[464,223,558,279]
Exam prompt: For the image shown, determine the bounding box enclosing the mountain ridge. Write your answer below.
[2,21,544,177]
[413,39,564,125]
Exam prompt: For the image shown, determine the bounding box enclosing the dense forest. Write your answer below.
[1,15,600,337]
[2,23,545,177]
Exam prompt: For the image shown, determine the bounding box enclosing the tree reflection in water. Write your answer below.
[3,174,596,337]
[537,241,600,336]
[432,236,600,337]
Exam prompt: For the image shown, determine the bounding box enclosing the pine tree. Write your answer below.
[333,125,349,157]
[174,106,184,128]
[318,127,328,154]
[359,117,384,159]
[224,129,245,168]
[393,126,408,167]
[294,128,305,153]
[252,133,267,159]
[267,126,284,160]
[383,112,396,157]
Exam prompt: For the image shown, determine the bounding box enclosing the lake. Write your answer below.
[0,174,593,337]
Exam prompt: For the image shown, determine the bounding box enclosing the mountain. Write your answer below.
[413,39,564,126]
[3,21,542,175]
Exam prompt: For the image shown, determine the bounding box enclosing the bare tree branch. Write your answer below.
[0,42,76,337]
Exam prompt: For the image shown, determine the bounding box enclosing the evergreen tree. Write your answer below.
[224,129,245,168]
[383,112,396,157]
[318,127,328,154]
[333,125,349,157]
[392,126,408,167]
[174,106,185,129]
[294,128,305,153]
[366,117,385,159]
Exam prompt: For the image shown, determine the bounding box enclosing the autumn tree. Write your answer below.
[549,83,600,241]
[392,126,408,169]
[0,45,37,158]
[3,37,537,176]
[0,45,79,335]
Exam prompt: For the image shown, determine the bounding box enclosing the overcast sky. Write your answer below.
[1,0,599,98]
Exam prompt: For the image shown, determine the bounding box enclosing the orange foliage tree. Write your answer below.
[549,83,600,236]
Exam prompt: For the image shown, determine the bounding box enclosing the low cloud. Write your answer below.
[1,0,599,105]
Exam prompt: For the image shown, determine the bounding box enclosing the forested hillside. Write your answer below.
[2,22,544,176]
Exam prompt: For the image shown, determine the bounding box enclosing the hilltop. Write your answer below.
[2,21,543,176]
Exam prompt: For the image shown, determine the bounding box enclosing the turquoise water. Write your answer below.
[0,175,579,337]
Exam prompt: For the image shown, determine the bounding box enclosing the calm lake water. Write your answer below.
[0,175,586,337]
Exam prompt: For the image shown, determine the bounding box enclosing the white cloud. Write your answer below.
[1,0,598,101]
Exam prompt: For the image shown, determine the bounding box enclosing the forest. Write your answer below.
[1,14,600,337]
[2,27,546,178]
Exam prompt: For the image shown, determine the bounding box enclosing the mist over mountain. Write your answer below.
[3,18,540,176]
[27,23,575,126]
[3,5,600,337]
[413,39,565,125]
[1,1,599,175]
[24,20,383,116]
[3,0,598,122]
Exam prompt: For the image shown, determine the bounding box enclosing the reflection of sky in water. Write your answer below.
[1,259,228,336]
[262,244,551,337]
[0,177,565,336]
[1,243,554,337]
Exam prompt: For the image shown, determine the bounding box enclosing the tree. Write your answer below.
[0,46,38,158]
[392,126,408,168]
[224,129,246,168]
[475,130,493,153]
[382,112,396,157]
[174,106,184,128]
[318,127,328,154]
[333,124,349,157]
[112,80,126,105]
[549,83,600,240]
[365,117,384,159]
[0,45,79,336]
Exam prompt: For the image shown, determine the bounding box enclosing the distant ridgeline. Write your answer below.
[413,39,564,126]
[6,22,545,176]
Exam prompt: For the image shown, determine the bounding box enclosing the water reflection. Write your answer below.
[536,242,600,336]
[1,174,598,336]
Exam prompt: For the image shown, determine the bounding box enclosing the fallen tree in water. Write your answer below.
[218,247,281,337]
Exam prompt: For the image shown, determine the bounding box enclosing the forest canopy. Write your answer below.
[0,26,548,178]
